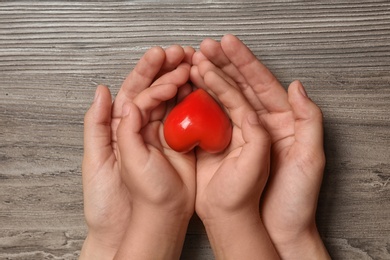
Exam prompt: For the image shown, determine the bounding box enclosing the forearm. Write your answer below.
[114,207,191,260]
[203,209,280,260]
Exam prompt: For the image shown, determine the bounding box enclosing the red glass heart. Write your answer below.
[164,89,232,153]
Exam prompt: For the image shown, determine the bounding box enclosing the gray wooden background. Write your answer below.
[0,1,389,259]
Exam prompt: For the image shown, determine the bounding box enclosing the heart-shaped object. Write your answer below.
[164,89,232,153]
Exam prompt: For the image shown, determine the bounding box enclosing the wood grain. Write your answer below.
[1,1,389,259]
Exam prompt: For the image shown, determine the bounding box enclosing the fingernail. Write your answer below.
[247,111,259,125]
[298,81,308,98]
[122,103,131,117]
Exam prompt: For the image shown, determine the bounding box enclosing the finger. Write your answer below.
[163,45,185,69]
[200,38,244,83]
[134,62,191,126]
[176,82,193,103]
[156,45,194,79]
[133,83,178,126]
[116,102,149,168]
[203,71,253,129]
[142,60,190,103]
[190,65,207,90]
[183,46,195,65]
[152,62,192,120]
[152,62,191,88]
[192,59,238,101]
[83,85,113,165]
[197,60,239,90]
[192,50,208,65]
[199,38,266,114]
[167,46,194,106]
[155,45,185,78]
[220,34,291,113]
[190,50,210,89]
[288,80,324,151]
[237,111,271,180]
[113,47,166,117]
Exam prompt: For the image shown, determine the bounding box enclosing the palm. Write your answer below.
[83,155,131,236]
[195,134,245,214]
[113,48,197,210]
[118,112,196,206]
[193,70,271,219]
[260,110,316,233]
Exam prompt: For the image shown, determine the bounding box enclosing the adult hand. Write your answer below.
[192,34,330,259]
[80,45,194,259]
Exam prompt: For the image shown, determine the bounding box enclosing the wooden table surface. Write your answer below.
[1,1,389,259]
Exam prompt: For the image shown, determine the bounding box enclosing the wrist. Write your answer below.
[272,223,330,260]
[132,204,193,232]
[114,207,192,260]
[202,208,279,260]
[80,233,119,260]
[196,197,260,224]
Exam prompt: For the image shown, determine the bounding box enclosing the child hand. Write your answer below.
[113,50,196,260]
[192,64,279,259]
[116,62,196,216]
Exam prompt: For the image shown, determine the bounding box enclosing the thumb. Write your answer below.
[237,111,271,181]
[83,85,113,165]
[288,80,324,151]
[116,102,149,170]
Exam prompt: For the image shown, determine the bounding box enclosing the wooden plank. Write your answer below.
[1,1,389,259]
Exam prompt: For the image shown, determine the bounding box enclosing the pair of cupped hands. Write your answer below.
[80,35,330,259]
